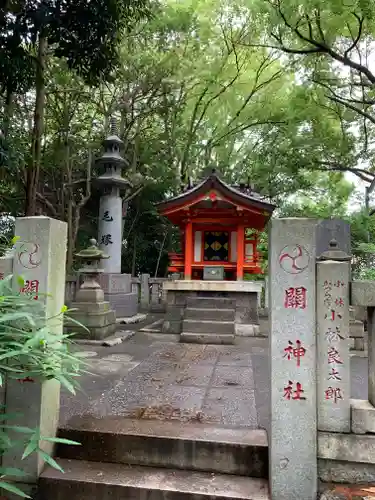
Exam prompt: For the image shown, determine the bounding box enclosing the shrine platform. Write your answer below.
[162,279,263,341]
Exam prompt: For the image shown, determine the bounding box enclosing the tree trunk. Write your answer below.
[131,233,137,277]
[25,35,47,216]
[154,232,167,278]
[3,90,14,138]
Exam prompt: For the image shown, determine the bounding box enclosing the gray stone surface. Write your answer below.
[98,192,123,274]
[180,332,235,344]
[318,431,375,463]
[182,319,235,334]
[269,218,318,500]
[369,307,375,406]
[316,260,351,432]
[5,217,67,481]
[99,273,131,294]
[57,418,268,477]
[184,307,235,321]
[352,281,375,307]
[59,335,264,429]
[104,290,138,318]
[319,458,375,484]
[40,460,270,500]
[351,398,375,434]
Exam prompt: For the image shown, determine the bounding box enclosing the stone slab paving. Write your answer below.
[60,320,369,431]
[60,332,268,429]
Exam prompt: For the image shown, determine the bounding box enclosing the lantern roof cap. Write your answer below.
[75,239,109,260]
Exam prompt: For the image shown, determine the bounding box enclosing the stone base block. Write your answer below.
[350,319,364,338]
[354,337,365,350]
[180,332,235,345]
[99,273,132,294]
[318,431,375,464]
[351,399,375,434]
[72,301,111,314]
[66,304,116,340]
[162,285,260,338]
[104,291,138,318]
[319,458,375,484]
[235,324,261,337]
[162,319,182,334]
[182,319,234,335]
[352,281,375,307]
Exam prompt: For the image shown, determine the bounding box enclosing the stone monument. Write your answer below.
[269,218,318,500]
[66,239,116,339]
[3,217,67,483]
[95,118,138,318]
[317,240,351,432]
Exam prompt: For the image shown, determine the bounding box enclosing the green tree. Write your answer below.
[1,0,152,216]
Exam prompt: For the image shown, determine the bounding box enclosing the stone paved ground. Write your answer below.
[60,329,269,430]
[60,315,368,432]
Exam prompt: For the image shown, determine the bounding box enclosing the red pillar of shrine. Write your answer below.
[184,221,193,279]
[237,223,245,280]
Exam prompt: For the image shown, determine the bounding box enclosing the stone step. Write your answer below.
[39,460,270,500]
[181,332,235,344]
[184,307,235,322]
[57,418,268,477]
[186,296,236,309]
[183,319,235,334]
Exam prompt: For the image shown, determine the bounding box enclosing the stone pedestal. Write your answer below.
[269,218,318,500]
[99,273,138,318]
[68,300,116,339]
[3,217,67,482]
[162,280,262,337]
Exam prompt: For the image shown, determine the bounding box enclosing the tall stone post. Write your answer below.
[270,218,317,500]
[0,253,13,280]
[3,217,67,482]
[316,240,351,432]
[94,118,138,318]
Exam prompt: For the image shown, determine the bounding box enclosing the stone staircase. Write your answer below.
[39,418,270,499]
[181,296,236,345]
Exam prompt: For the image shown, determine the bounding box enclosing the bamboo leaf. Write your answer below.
[0,480,31,498]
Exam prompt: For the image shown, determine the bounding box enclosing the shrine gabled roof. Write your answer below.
[157,173,276,214]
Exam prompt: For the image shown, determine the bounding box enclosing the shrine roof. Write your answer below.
[157,172,276,214]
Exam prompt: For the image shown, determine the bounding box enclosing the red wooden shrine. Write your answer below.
[157,172,276,280]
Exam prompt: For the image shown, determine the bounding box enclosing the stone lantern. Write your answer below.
[75,238,108,303]
[93,117,138,319]
[67,239,117,340]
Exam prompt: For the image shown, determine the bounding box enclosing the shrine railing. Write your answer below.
[64,274,169,312]
[65,273,267,311]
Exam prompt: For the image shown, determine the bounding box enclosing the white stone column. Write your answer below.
[3,216,67,481]
[270,218,317,500]
[264,276,269,308]
[0,254,13,280]
[317,259,350,432]
[98,187,123,273]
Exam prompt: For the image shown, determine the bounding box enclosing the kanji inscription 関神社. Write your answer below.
[283,340,306,367]
[20,279,39,300]
[284,381,306,400]
[284,286,307,309]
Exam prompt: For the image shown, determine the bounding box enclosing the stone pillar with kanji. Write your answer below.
[269,218,318,500]
[3,216,67,484]
[94,117,138,318]
[316,239,351,432]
